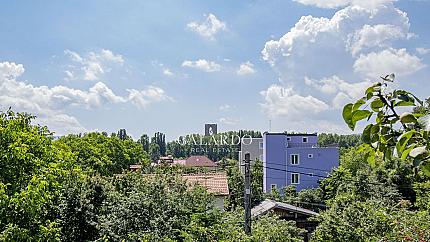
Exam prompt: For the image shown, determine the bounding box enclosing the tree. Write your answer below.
[117,128,129,141]
[152,132,166,156]
[342,74,430,175]
[138,134,150,152]
[149,143,161,162]
[55,132,148,176]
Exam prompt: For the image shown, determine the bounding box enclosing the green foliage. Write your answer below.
[149,142,161,162]
[317,133,362,149]
[0,109,73,241]
[55,132,148,176]
[342,74,430,174]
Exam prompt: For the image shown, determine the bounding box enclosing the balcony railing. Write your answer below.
[286,142,338,148]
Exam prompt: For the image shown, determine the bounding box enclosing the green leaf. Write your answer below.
[396,130,416,154]
[394,100,414,107]
[342,103,354,130]
[352,99,365,112]
[351,110,371,126]
[401,145,416,160]
[362,124,372,143]
[370,99,384,111]
[400,113,418,124]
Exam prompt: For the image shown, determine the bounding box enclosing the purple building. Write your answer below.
[263,132,339,192]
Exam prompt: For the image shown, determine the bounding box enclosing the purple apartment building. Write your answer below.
[263,132,339,192]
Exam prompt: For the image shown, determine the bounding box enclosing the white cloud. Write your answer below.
[187,13,226,40]
[0,62,25,80]
[293,0,396,9]
[348,24,409,56]
[219,104,232,111]
[0,61,172,135]
[127,86,173,109]
[305,75,372,108]
[237,61,256,75]
[260,84,329,119]
[182,59,221,72]
[354,48,426,77]
[163,68,174,76]
[416,47,430,55]
[64,49,124,81]
[261,4,412,81]
[218,117,240,125]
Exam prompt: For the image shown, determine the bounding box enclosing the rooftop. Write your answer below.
[182,173,229,196]
[251,199,319,218]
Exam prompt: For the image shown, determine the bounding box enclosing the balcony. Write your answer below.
[286,142,338,148]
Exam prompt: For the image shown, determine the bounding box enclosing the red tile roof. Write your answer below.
[182,173,229,196]
[184,156,217,167]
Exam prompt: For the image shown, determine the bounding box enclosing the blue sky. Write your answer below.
[0,0,429,140]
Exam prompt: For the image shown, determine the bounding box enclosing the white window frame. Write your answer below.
[291,173,300,184]
[290,154,300,165]
[259,142,263,149]
[308,154,313,158]
[271,184,277,190]
[302,137,308,143]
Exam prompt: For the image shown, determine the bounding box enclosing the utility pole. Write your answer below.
[244,153,251,235]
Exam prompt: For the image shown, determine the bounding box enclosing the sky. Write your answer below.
[0,0,429,140]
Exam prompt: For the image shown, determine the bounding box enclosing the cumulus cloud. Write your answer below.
[0,61,172,135]
[293,0,396,9]
[305,75,372,108]
[354,48,426,77]
[187,13,226,40]
[259,2,424,132]
[237,61,256,75]
[182,59,221,72]
[0,62,25,80]
[416,47,430,55]
[260,84,329,119]
[261,4,413,81]
[64,49,124,81]
[348,24,409,56]
[127,86,173,109]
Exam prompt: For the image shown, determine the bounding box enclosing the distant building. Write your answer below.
[182,173,229,210]
[263,132,339,192]
[175,155,218,169]
[238,137,263,174]
[205,123,217,136]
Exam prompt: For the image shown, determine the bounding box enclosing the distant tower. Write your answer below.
[205,123,217,136]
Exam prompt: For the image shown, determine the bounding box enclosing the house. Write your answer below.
[252,199,319,241]
[263,132,338,192]
[182,173,229,209]
[238,137,263,174]
[176,155,218,169]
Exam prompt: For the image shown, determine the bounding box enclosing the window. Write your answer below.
[290,154,299,165]
[291,173,300,184]
[259,142,263,149]
[286,137,291,141]
[302,137,308,143]
[308,154,313,158]
[271,184,277,190]
[259,155,263,161]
